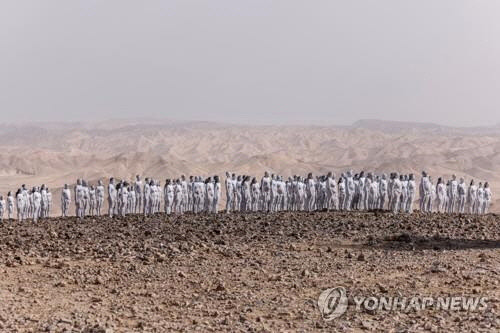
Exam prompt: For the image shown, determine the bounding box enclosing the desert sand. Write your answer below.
[0,119,498,213]
[0,211,498,331]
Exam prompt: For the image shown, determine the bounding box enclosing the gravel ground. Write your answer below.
[0,211,498,332]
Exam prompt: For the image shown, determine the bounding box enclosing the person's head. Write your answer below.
[307,172,313,179]
[460,177,465,183]
[264,171,269,177]
[77,179,82,185]
[452,174,456,180]
[225,171,230,178]
[98,180,103,185]
[214,175,219,183]
[470,179,475,186]
[478,182,483,188]
[136,175,140,180]
[237,175,242,181]
[484,182,489,188]
[422,171,427,177]
[181,175,185,180]
[359,171,364,178]
[8,191,11,196]
[109,177,114,184]
[409,174,414,180]
[437,177,442,184]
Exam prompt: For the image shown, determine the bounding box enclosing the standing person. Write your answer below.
[89,185,97,216]
[108,178,117,218]
[134,175,143,214]
[378,174,388,210]
[32,187,42,222]
[40,185,48,218]
[205,177,215,213]
[128,185,136,214]
[120,182,129,216]
[174,179,183,214]
[7,192,14,220]
[468,180,478,214]
[46,188,52,217]
[96,180,105,216]
[338,177,346,211]
[250,177,260,212]
[213,175,221,214]
[325,172,337,211]
[143,178,151,216]
[391,174,402,213]
[476,183,484,214]
[0,195,5,222]
[483,182,492,214]
[240,176,251,212]
[187,176,194,212]
[225,172,234,213]
[436,178,446,213]
[164,179,174,214]
[61,184,72,217]
[74,179,82,216]
[345,171,355,211]
[457,178,467,214]
[306,173,316,212]
[419,171,428,211]
[449,175,459,213]
[260,172,271,212]
[406,174,416,213]
[16,189,26,221]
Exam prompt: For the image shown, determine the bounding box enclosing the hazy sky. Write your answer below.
[1,1,499,126]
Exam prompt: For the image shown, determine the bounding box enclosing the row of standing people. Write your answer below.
[419,173,492,214]
[62,175,223,219]
[224,171,492,214]
[0,185,52,222]
[224,171,416,213]
[0,172,492,221]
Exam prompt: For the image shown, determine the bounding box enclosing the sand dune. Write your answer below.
[0,119,498,212]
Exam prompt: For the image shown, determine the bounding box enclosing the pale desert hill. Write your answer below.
[0,119,498,213]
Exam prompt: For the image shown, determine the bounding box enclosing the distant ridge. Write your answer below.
[0,118,498,213]
[352,119,445,132]
[352,119,500,135]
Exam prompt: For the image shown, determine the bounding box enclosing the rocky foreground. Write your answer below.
[0,211,498,332]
